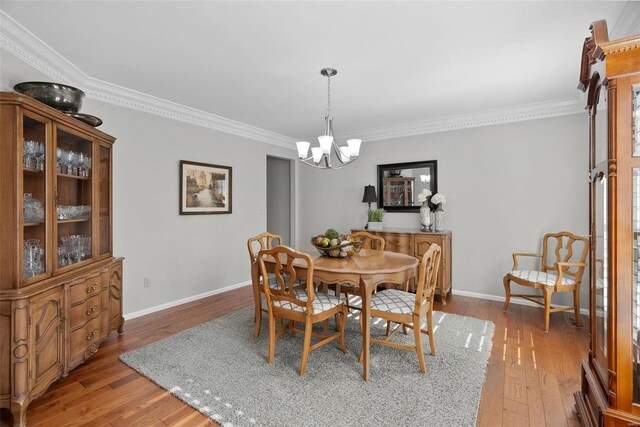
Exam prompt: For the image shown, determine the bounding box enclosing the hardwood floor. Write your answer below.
[0,287,588,426]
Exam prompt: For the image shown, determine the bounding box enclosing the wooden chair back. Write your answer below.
[415,244,441,308]
[257,246,316,314]
[350,231,385,251]
[541,231,589,282]
[247,232,283,265]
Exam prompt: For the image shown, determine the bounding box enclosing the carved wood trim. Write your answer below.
[579,20,609,92]
[10,299,28,400]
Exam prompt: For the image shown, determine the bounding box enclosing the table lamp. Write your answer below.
[362,185,377,211]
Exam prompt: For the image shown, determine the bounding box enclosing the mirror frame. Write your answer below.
[377,160,438,212]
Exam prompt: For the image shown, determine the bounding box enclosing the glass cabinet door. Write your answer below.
[98,143,111,257]
[21,112,50,282]
[54,127,93,271]
[591,79,609,387]
[593,170,609,384]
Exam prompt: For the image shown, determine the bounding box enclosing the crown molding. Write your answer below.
[0,9,593,148]
[83,77,297,149]
[0,11,297,149]
[337,97,584,143]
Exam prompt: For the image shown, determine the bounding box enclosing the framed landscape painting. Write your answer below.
[180,160,232,215]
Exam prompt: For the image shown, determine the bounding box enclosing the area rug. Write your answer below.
[120,305,494,427]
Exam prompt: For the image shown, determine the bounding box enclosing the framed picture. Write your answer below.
[180,160,232,215]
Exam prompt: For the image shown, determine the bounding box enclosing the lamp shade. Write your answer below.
[296,141,310,159]
[362,185,377,203]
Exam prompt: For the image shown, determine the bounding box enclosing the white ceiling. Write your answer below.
[0,1,636,143]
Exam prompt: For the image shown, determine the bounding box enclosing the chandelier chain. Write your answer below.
[326,73,331,116]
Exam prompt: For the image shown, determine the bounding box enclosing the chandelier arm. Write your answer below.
[299,157,357,170]
[332,141,346,165]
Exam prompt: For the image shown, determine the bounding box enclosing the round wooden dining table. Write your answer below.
[261,249,419,381]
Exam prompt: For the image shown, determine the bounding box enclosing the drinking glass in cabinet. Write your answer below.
[57,148,91,177]
[23,140,44,170]
[23,239,44,278]
[23,193,45,223]
[58,235,91,267]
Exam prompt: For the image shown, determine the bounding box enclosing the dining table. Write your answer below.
[260,248,419,381]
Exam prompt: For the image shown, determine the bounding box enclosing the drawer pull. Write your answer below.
[85,284,98,294]
[86,329,98,340]
[86,305,98,316]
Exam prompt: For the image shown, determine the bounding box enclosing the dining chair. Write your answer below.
[502,231,588,332]
[257,245,348,376]
[247,232,283,338]
[360,243,441,374]
[334,231,386,309]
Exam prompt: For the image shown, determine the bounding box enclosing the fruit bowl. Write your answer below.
[311,235,362,258]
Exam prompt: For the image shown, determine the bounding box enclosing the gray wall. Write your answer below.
[298,114,589,306]
[93,99,295,316]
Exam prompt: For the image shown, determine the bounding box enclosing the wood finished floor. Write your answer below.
[0,287,588,427]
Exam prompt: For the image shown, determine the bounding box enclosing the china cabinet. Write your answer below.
[0,92,123,427]
[352,229,452,303]
[573,21,640,426]
[383,176,415,207]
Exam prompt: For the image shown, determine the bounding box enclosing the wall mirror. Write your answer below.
[377,160,437,212]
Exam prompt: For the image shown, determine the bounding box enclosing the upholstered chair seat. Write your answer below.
[508,270,576,286]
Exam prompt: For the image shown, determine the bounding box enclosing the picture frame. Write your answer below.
[377,160,437,212]
[179,160,232,215]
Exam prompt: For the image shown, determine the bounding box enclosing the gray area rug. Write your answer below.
[120,305,494,427]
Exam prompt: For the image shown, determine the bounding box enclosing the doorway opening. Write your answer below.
[266,156,293,246]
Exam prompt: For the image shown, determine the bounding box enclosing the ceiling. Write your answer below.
[0,1,636,143]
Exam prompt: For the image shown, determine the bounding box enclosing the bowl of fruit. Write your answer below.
[311,229,362,258]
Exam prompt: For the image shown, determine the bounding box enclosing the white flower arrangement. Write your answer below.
[417,189,432,203]
[431,193,446,205]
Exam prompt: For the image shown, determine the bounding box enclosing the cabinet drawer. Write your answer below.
[414,235,442,258]
[69,293,102,330]
[382,233,414,255]
[69,274,102,303]
[69,316,101,360]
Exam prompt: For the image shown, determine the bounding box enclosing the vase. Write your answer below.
[420,202,431,231]
[434,204,445,231]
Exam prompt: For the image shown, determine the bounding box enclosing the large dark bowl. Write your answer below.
[14,82,85,113]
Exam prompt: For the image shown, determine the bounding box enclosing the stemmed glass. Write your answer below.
[83,155,91,178]
[34,142,45,171]
[57,148,65,173]
[65,151,76,176]
[23,140,36,169]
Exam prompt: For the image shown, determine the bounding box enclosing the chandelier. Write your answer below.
[296,68,362,169]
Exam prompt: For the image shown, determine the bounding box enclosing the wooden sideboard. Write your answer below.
[0,92,124,427]
[352,229,452,303]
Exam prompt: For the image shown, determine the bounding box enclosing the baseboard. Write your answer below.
[124,280,252,320]
[123,281,588,321]
[451,289,590,316]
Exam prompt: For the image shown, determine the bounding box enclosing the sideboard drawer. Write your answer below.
[69,316,101,361]
[69,293,102,330]
[382,233,414,255]
[69,273,102,303]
